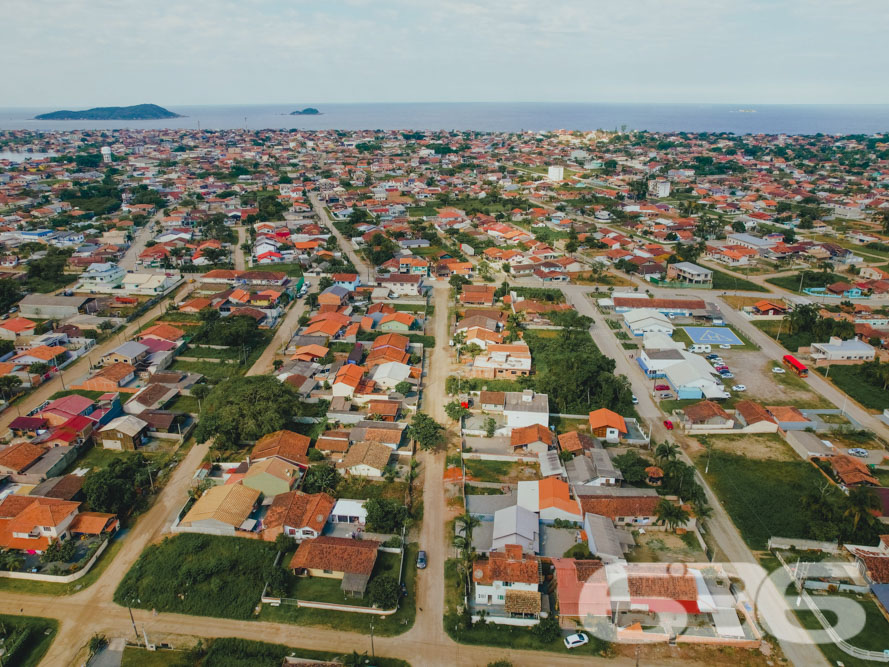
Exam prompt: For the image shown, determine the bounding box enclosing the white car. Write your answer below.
[771,367,786,374]
[719,344,732,349]
[632,395,639,405]
[564,633,589,649]
[732,384,746,391]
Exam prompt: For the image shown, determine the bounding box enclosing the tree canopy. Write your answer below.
[193,376,303,451]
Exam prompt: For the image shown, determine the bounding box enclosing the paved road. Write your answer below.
[245,297,307,377]
[563,284,827,666]
[0,281,196,431]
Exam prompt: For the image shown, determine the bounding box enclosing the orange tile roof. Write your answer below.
[139,323,185,341]
[588,408,627,433]
[252,430,311,466]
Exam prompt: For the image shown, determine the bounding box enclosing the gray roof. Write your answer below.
[584,513,625,562]
[101,415,148,437]
[538,450,565,478]
[504,391,549,414]
[109,341,150,359]
[466,490,518,518]
[645,349,684,360]
[493,505,539,549]
[321,285,350,298]
[19,294,92,307]
[671,261,711,276]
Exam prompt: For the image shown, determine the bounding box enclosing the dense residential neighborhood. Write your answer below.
[2,125,889,666]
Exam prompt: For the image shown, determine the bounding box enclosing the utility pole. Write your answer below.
[128,603,139,643]
[369,620,375,658]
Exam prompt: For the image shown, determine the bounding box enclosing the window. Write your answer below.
[498,595,505,601]
[323,569,333,574]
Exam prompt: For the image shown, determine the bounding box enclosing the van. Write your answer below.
[691,344,711,354]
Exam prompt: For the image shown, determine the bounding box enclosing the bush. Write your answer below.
[368,574,400,609]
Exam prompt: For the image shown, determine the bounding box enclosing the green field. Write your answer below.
[170,359,244,382]
[0,614,58,667]
[816,364,889,411]
[115,534,277,619]
[696,450,827,549]
[752,319,813,352]
[710,268,768,292]
[795,593,889,667]
[767,271,843,293]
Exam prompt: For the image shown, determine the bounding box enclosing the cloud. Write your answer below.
[4,0,888,105]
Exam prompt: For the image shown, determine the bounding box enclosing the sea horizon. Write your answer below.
[1,102,888,135]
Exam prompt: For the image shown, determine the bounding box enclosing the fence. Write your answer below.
[0,538,108,583]
[774,549,889,663]
[767,537,840,553]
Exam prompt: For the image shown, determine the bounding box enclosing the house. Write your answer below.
[830,454,879,487]
[378,312,417,333]
[332,364,368,398]
[576,487,660,525]
[681,401,734,430]
[558,431,597,455]
[566,450,622,487]
[623,309,674,337]
[365,399,400,422]
[74,362,137,394]
[460,284,496,306]
[517,478,582,523]
[332,273,361,291]
[583,513,631,564]
[810,337,876,362]
[337,441,392,477]
[123,383,178,414]
[0,317,37,340]
[588,409,627,443]
[491,505,540,553]
[503,390,549,430]
[318,285,350,308]
[262,490,335,541]
[510,424,553,454]
[471,343,532,379]
[251,430,311,468]
[0,442,48,480]
[733,400,779,433]
[666,262,712,286]
[102,341,150,367]
[289,536,379,597]
[752,300,787,316]
[178,483,261,536]
[98,415,149,450]
[241,457,302,496]
[136,323,185,344]
[19,294,97,319]
[78,262,126,291]
[845,536,889,585]
[377,274,423,296]
[314,430,351,457]
[473,544,542,619]
[0,495,80,552]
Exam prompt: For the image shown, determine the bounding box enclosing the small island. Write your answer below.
[35,104,182,120]
[290,107,321,116]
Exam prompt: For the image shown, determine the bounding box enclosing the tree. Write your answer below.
[365,498,410,533]
[395,380,413,396]
[484,417,497,438]
[444,401,469,422]
[655,442,680,462]
[408,412,445,450]
[0,278,22,313]
[449,274,470,293]
[844,487,881,533]
[193,376,303,451]
[0,375,22,401]
[274,532,291,553]
[88,634,108,657]
[612,450,652,485]
[302,463,339,494]
[83,453,149,515]
[367,574,400,608]
[654,499,690,532]
[532,613,562,643]
[343,651,370,667]
[190,383,210,412]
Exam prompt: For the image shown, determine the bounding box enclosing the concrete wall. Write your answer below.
[0,538,108,583]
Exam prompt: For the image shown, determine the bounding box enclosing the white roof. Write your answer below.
[493,505,539,543]
[643,331,685,350]
[370,361,412,382]
[623,309,672,326]
[332,498,367,519]
[516,480,539,512]
[100,415,148,437]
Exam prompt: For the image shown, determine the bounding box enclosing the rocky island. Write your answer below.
[290,107,321,115]
[35,104,182,120]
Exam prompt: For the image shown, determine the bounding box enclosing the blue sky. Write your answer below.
[6,0,889,107]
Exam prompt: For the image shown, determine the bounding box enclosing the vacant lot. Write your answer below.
[698,432,797,462]
[626,530,706,564]
[463,458,540,483]
[696,449,827,549]
[710,268,768,292]
[0,614,58,667]
[817,364,889,411]
[115,534,277,619]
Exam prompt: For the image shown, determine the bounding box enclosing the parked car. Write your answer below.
[772,367,786,374]
[663,420,674,430]
[564,633,589,649]
[849,448,869,458]
[719,344,732,349]
[715,365,729,372]
[706,354,719,360]
[417,550,427,569]
[657,392,674,400]
[654,384,670,391]
[720,372,734,379]
[632,394,639,405]
[732,384,747,391]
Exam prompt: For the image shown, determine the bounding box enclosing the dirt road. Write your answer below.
[0,281,196,431]
[309,193,373,281]
[245,297,307,376]
[233,225,247,271]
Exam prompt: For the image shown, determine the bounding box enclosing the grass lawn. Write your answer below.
[116,534,278,619]
[695,450,828,549]
[121,646,179,667]
[170,359,244,383]
[872,468,889,486]
[795,593,889,667]
[394,302,434,315]
[263,262,304,276]
[284,550,403,607]
[751,319,813,352]
[465,485,505,495]
[259,544,418,636]
[201,638,409,667]
[182,345,242,360]
[710,268,768,292]
[767,272,843,293]
[0,614,58,667]
[443,559,611,657]
[167,394,199,413]
[816,365,889,411]
[47,389,108,402]
[334,478,409,502]
[463,459,526,483]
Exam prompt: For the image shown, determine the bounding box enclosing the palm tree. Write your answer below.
[0,375,22,401]
[655,442,680,463]
[455,513,481,547]
[844,487,880,532]
[655,499,690,532]
[342,650,369,667]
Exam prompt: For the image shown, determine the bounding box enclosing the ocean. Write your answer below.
[0,103,888,135]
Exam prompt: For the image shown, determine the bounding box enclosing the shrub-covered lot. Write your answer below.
[115,534,277,619]
[0,614,58,667]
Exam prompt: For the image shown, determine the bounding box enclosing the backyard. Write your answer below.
[280,549,404,607]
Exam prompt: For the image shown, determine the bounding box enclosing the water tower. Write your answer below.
[101,146,112,163]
